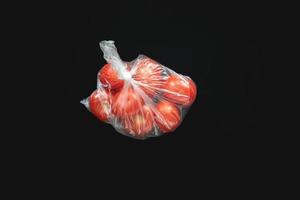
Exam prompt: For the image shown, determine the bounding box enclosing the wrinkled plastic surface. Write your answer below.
[81,41,197,140]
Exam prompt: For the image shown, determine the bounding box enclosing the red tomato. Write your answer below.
[89,89,111,122]
[98,63,124,92]
[154,101,181,133]
[122,105,154,138]
[111,87,144,117]
[132,58,166,98]
[162,75,197,106]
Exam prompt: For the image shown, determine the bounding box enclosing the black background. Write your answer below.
[4,0,292,195]
[2,0,293,194]
[32,0,279,180]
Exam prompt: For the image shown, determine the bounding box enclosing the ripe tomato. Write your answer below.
[162,75,197,106]
[132,58,166,98]
[111,87,144,117]
[98,63,125,92]
[89,89,111,122]
[122,104,154,138]
[154,101,181,133]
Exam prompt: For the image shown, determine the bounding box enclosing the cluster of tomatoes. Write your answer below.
[88,57,197,139]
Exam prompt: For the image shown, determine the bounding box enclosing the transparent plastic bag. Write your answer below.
[81,40,197,140]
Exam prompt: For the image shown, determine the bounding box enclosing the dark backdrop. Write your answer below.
[4,0,290,193]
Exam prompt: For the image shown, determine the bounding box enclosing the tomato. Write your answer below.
[122,105,154,138]
[162,75,197,106]
[98,63,125,92]
[154,101,181,133]
[89,89,111,122]
[111,87,144,117]
[132,58,166,98]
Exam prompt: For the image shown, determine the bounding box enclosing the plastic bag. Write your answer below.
[81,40,197,140]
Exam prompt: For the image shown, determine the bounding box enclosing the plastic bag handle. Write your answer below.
[100,40,131,81]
